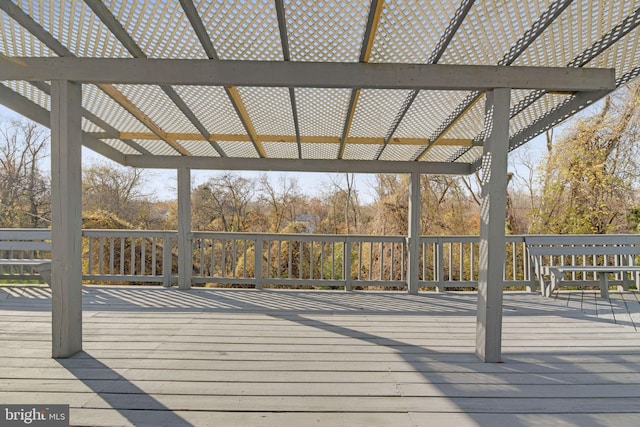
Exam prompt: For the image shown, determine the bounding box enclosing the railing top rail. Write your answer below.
[191,231,406,242]
[82,229,176,238]
[0,229,51,240]
[525,234,640,246]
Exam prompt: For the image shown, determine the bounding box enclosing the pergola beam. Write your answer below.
[125,155,471,175]
[93,132,473,147]
[0,58,615,92]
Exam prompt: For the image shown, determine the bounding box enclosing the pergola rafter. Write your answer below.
[338,0,384,160]
[274,0,302,159]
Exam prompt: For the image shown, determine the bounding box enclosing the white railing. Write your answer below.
[83,230,531,290]
[82,229,176,286]
[1,229,636,291]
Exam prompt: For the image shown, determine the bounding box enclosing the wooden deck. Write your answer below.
[1,286,640,426]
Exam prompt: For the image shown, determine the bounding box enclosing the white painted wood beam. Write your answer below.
[125,155,472,175]
[407,172,421,295]
[0,58,615,92]
[476,88,510,363]
[50,80,83,358]
[177,168,192,290]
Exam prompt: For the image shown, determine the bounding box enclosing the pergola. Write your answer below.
[0,1,637,363]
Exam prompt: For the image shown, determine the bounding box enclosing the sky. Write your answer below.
[0,102,548,204]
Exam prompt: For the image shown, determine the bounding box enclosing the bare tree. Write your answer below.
[82,161,149,226]
[0,119,50,227]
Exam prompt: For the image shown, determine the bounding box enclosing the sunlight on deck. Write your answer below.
[1,286,639,427]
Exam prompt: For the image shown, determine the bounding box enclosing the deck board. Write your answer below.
[1,285,639,426]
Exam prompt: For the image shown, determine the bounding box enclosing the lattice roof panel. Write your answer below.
[263,141,299,159]
[82,84,148,133]
[369,0,456,64]
[349,89,412,138]
[285,0,370,62]
[217,141,260,158]
[103,0,206,59]
[441,0,550,66]
[196,0,283,61]
[420,145,461,163]
[2,81,50,112]
[378,144,423,162]
[101,138,140,155]
[15,0,129,58]
[454,146,484,163]
[301,142,340,159]
[134,139,181,156]
[172,85,247,135]
[343,143,382,160]
[295,88,351,137]
[114,84,198,134]
[238,87,295,136]
[0,9,55,57]
[0,0,637,171]
[178,140,221,158]
[393,90,471,139]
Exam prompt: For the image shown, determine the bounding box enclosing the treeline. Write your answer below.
[1,81,640,236]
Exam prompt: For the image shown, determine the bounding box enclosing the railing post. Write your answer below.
[177,168,192,290]
[255,236,263,289]
[344,239,352,291]
[407,171,420,294]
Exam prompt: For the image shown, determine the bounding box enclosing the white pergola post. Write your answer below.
[177,167,192,290]
[407,172,421,294]
[476,88,510,363]
[50,80,83,358]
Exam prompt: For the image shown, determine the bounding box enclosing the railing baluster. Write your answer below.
[120,237,125,276]
[88,236,94,274]
[243,239,247,278]
[109,237,115,276]
[141,236,146,276]
[151,237,157,277]
[358,242,362,280]
[379,242,384,280]
[222,239,227,278]
[390,242,395,281]
[255,237,263,288]
[288,238,293,279]
[98,237,104,275]
[309,241,313,280]
[130,237,136,276]
[232,239,237,278]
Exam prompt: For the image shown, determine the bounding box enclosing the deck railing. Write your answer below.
[82,230,532,289]
[2,229,635,291]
